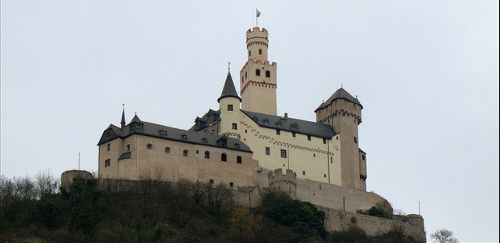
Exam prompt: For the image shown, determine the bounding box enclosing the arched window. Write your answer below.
[147,144,152,149]
[165,147,170,153]
[265,70,270,78]
[126,144,130,151]
[204,151,210,159]
[183,150,188,156]
[221,153,227,162]
[237,156,242,164]
[256,69,260,76]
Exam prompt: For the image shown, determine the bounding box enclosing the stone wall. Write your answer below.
[318,206,426,242]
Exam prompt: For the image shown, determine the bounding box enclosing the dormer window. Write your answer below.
[158,130,167,136]
[276,120,283,127]
[182,134,187,140]
[202,138,208,143]
[263,118,269,124]
[290,123,299,130]
[234,143,240,148]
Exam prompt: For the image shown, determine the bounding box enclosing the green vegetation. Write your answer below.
[1,173,421,242]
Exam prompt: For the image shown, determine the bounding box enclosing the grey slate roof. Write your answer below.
[189,109,220,131]
[118,151,132,160]
[241,110,336,138]
[315,87,363,111]
[98,115,252,153]
[217,72,241,102]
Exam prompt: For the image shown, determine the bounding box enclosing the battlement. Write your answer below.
[240,60,277,71]
[247,27,268,37]
[268,168,297,197]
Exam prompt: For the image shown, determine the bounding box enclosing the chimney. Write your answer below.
[284,113,288,119]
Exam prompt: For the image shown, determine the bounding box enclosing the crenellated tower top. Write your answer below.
[246,27,269,61]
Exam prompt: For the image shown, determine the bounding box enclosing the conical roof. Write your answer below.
[217,72,241,103]
[315,87,363,111]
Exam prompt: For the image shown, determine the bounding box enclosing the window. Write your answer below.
[241,77,244,83]
[229,182,234,188]
[147,144,152,149]
[281,149,287,158]
[292,132,296,137]
[336,137,339,140]
[313,154,316,157]
[204,151,210,159]
[276,129,280,135]
[265,147,270,155]
[127,144,130,151]
[354,137,357,144]
[221,153,227,162]
[159,130,167,136]
[165,147,170,153]
[228,105,233,111]
[302,171,306,176]
[248,50,251,56]
[256,69,260,76]
[324,174,327,178]
[362,154,366,160]
[307,135,311,141]
[232,123,237,130]
[105,159,110,167]
[259,49,262,55]
[234,143,240,148]
[245,72,247,79]
[183,150,188,156]
[107,144,110,151]
[202,138,208,143]
[237,156,242,164]
[323,138,327,144]
[209,179,214,184]
[196,150,199,154]
[265,70,270,78]
[182,134,187,140]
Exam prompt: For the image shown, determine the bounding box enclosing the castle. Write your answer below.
[94,26,425,241]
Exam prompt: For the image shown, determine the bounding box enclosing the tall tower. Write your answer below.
[315,88,366,190]
[239,27,277,116]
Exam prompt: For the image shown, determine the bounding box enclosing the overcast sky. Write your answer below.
[1,1,498,241]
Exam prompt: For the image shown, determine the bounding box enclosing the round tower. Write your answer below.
[246,27,269,61]
[268,168,297,198]
[218,71,241,137]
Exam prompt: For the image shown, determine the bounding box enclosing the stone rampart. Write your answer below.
[268,168,297,198]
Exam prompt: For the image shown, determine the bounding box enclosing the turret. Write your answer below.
[240,27,277,116]
[218,71,241,138]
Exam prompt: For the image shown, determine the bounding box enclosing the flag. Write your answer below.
[256,9,261,17]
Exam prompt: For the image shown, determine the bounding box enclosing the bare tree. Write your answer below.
[431,229,459,243]
[35,170,59,197]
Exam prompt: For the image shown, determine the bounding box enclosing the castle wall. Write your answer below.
[319,206,426,242]
[98,135,258,188]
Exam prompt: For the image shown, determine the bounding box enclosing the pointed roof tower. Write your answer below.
[120,105,126,128]
[217,72,241,103]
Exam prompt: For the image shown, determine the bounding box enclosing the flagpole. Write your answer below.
[256,9,261,27]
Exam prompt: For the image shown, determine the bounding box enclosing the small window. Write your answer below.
[237,156,242,164]
[127,144,130,151]
[313,154,316,157]
[183,150,188,156]
[182,134,187,140]
[241,77,244,83]
[232,123,237,130]
[234,143,240,148]
[324,174,327,178]
[107,144,110,151]
[281,149,287,158]
[229,182,234,188]
[256,69,260,76]
[204,151,210,159]
[354,137,357,144]
[276,129,280,135]
[248,50,251,56]
[209,179,214,184]
[221,153,227,162]
[105,159,110,167]
[265,147,270,155]
[196,150,199,154]
[307,135,311,141]
[323,138,327,144]
[228,105,233,111]
[202,138,208,143]
[259,49,262,55]
[245,72,247,79]
[336,137,339,140]
[292,132,296,137]
[302,171,306,176]
[165,147,170,153]
[362,154,366,160]
[147,144,152,149]
[265,70,270,78]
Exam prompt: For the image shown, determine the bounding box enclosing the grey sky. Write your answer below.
[1,1,498,241]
